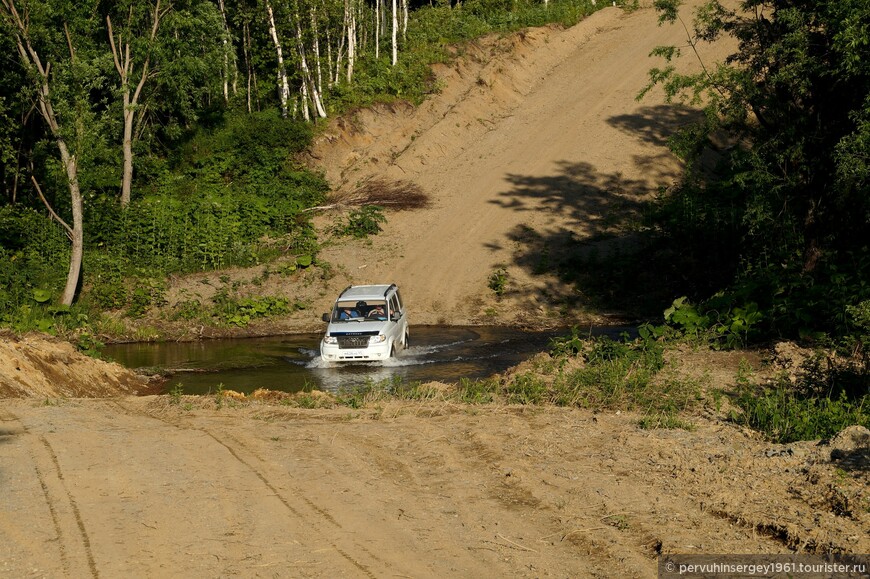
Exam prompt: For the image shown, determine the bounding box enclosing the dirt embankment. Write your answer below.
[1,3,867,578]
[0,332,145,398]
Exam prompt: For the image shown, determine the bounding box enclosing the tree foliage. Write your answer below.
[0,0,598,328]
[644,0,870,337]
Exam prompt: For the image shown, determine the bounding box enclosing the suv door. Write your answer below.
[388,291,407,348]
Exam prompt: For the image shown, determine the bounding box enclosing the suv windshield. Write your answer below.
[331,300,388,322]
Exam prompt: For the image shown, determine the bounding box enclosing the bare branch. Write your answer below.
[107,15,125,77]
[31,175,73,239]
[63,21,75,61]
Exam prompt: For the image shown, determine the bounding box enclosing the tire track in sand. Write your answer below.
[0,407,98,578]
[109,399,380,578]
[200,428,380,578]
[37,434,100,578]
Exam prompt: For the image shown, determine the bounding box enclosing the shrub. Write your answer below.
[334,205,387,238]
[548,332,680,414]
[456,377,498,404]
[732,387,868,444]
[488,267,508,296]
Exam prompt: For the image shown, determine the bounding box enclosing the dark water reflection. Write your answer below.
[105,325,628,395]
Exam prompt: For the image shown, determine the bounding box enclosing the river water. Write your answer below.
[105,325,626,395]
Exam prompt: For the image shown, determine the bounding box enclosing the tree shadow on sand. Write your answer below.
[607,104,704,148]
[486,105,711,320]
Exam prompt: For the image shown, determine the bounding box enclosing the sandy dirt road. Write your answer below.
[2,397,865,578]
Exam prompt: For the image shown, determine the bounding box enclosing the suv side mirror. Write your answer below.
[321,312,330,322]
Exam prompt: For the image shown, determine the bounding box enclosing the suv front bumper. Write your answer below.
[320,340,392,362]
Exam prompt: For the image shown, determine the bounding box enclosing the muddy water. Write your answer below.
[105,325,626,395]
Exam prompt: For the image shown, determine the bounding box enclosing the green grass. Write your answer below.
[731,387,868,443]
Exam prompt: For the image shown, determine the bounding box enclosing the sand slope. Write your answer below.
[309,3,731,327]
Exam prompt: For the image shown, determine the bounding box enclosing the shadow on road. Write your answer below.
[488,104,708,320]
[607,104,704,148]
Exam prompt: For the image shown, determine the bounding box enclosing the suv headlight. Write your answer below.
[369,334,386,344]
[323,336,338,345]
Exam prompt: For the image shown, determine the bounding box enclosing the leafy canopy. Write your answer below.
[643,0,870,337]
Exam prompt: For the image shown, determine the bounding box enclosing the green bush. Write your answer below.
[334,205,387,239]
[663,296,763,348]
[0,207,69,316]
[456,377,498,404]
[732,387,868,444]
[212,295,298,327]
[549,326,586,356]
[488,267,509,296]
[542,331,702,421]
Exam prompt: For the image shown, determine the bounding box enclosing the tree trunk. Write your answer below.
[325,13,335,88]
[217,0,238,103]
[4,0,84,305]
[243,20,253,112]
[121,91,135,207]
[375,0,380,60]
[265,0,290,117]
[57,143,83,305]
[294,7,326,119]
[345,0,356,83]
[332,25,345,87]
[106,1,162,207]
[391,0,397,66]
[310,8,324,99]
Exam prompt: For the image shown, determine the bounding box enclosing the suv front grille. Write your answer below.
[337,336,370,349]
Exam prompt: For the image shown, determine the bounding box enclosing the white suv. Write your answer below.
[319,284,409,361]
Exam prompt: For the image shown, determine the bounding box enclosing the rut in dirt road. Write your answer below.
[0,409,97,578]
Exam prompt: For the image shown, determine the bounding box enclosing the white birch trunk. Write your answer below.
[294,9,327,119]
[299,83,310,121]
[375,0,380,60]
[265,0,290,118]
[217,0,240,102]
[346,0,356,83]
[325,15,335,88]
[391,0,397,66]
[243,20,253,112]
[402,0,408,41]
[310,7,324,98]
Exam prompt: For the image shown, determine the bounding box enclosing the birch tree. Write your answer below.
[309,6,324,99]
[391,0,397,66]
[0,0,92,305]
[234,0,262,113]
[242,19,255,110]
[292,0,326,119]
[216,0,239,103]
[106,0,166,207]
[374,0,380,60]
[265,0,291,117]
[345,0,356,82]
